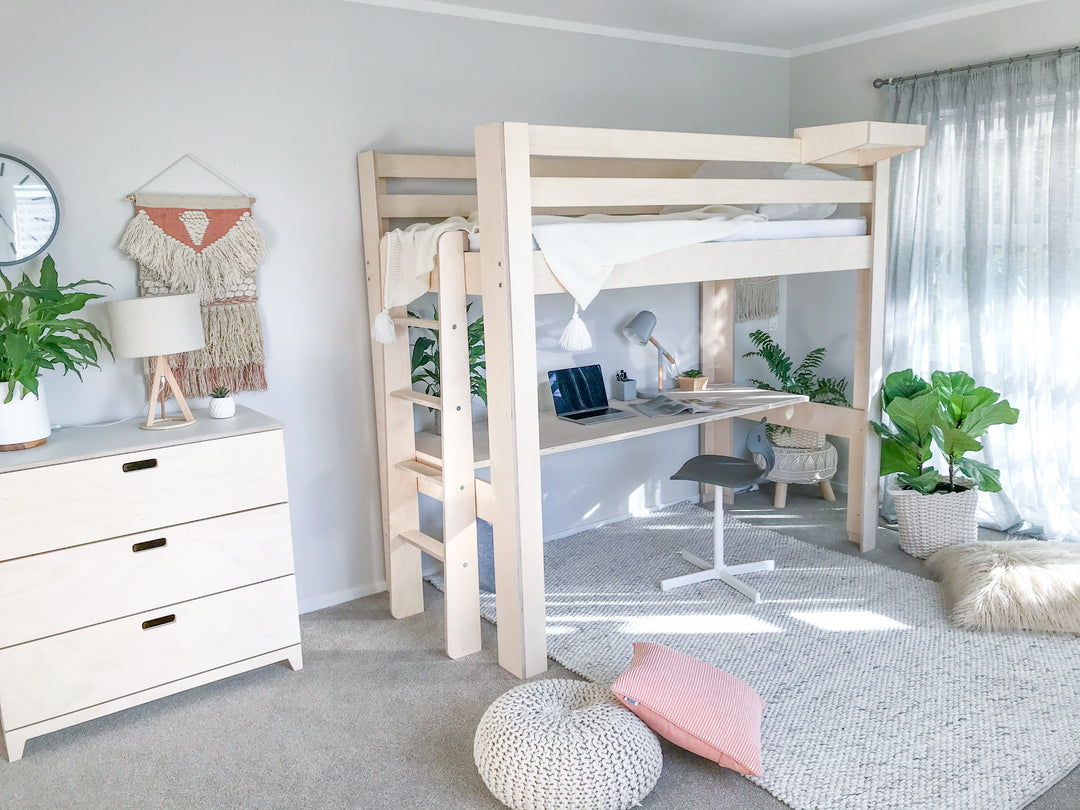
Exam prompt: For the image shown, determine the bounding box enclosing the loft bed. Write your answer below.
[357,120,926,679]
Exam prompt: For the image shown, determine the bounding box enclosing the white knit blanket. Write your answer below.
[532,205,762,309]
[381,206,761,311]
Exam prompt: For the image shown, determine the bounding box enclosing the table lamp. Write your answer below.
[107,294,206,430]
[622,310,676,395]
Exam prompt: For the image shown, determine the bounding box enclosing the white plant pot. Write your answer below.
[892,485,979,559]
[209,396,236,419]
[0,380,52,450]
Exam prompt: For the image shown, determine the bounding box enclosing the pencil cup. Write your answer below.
[612,379,637,401]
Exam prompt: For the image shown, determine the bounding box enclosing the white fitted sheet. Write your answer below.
[465,217,867,252]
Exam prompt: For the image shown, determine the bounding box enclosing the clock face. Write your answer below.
[0,154,60,267]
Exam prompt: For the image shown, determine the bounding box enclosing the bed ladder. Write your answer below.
[365,220,482,660]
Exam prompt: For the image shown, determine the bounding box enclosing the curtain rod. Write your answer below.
[873,44,1080,89]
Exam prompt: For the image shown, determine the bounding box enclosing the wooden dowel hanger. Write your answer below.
[126,153,256,204]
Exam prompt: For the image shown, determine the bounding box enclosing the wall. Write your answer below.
[785,0,1080,482]
[3,0,789,611]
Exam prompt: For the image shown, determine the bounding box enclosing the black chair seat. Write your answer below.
[671,455,766,491]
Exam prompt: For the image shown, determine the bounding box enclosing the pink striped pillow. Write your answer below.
[610,642,765,777]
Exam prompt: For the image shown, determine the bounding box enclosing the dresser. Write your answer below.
[0,407,302,761]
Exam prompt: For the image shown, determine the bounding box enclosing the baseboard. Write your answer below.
[298,580,387,614]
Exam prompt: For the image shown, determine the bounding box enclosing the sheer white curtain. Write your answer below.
[886,51,1080,540]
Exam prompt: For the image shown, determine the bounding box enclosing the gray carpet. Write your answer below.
[436,502,1080,810]
[2,490,1078,809]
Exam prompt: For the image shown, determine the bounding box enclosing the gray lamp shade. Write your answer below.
[106,294,206,358]
[622,310,657,345]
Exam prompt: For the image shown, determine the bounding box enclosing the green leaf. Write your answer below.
[956,457,1002,492]
[881,369,930,410]
[38,255,58,289]
[882,391,937,443]
[931,420,983,459]
[879,435,925,477]
[898,468,940,495]
[959,399,1019,438]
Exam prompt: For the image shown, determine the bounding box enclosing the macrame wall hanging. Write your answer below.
[119,155,268,397]
[734,276,780,323]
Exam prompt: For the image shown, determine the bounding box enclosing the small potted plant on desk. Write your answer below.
[409,305,487,434]
[872,369,1019,558]
[0,256,112,451]
[677,368,709,391]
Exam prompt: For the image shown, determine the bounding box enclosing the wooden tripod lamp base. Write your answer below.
[142,354,196,431]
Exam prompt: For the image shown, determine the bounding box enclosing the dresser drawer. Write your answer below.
[0,429,288,561]
[0,505,295,649]
[0,576,301,732]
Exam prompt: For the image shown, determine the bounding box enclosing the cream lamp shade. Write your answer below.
[107,294,205,358]
[106,294,205,430]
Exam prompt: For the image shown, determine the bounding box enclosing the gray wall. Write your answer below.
[3,0,789,611]
[786,0,1080,482]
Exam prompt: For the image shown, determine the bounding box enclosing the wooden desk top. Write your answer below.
[414,385,807,468]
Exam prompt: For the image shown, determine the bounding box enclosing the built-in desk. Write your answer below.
[414,385,808,467]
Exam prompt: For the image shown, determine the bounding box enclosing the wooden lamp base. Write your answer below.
[142,355,196,431]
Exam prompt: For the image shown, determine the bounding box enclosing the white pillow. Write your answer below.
[758,163,851,221]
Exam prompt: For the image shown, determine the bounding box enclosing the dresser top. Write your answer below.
[0,406,283,473]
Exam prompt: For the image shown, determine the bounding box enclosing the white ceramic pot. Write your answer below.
[209,396,236,419]
[0,380,52,450]
[892,485,979,559]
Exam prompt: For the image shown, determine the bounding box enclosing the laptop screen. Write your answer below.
[549,365,609,415]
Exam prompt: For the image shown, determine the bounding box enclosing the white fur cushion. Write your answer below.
[926,541,1080,633]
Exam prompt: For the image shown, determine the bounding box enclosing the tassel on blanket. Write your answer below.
[372,308,397,344]
[559,301,593,352]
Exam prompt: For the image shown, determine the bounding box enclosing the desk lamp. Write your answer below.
[622,310,676,395]
[107,294,205,430]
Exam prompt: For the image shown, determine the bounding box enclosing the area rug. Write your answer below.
[431,502,1080,810]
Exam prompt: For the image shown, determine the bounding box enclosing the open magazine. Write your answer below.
[631,394,738,418]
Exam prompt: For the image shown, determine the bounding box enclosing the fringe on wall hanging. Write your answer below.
[119,192,268,397]
[735,276,780,322]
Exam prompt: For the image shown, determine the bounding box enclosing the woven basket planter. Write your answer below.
[893,486,979,559]
[767,425,826,450]
[759,442,838,484]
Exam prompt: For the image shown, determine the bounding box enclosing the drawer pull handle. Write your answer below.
[132,538,167,553]
[123,458,158,473]
[142,614,176,630]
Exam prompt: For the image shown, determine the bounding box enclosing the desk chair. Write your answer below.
[662,419,776,601]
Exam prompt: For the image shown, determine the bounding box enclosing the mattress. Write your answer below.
[465,217,867,252]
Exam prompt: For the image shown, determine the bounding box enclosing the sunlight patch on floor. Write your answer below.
[790,610,910,631]
[619,613,783,634]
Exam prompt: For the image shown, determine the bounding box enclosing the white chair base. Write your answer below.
[660,492,775,602]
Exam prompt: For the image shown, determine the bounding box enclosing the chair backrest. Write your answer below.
[745,419,774,476]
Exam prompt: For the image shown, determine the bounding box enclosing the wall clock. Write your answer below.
[0,154,60,267]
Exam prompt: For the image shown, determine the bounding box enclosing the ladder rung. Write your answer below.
[391,389,442,410]
[394,316,439,330]
[399,530,445,562]
[396,460,444,489]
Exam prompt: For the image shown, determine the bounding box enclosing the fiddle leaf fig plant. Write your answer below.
[871,369,1019,495]
[0,255,113,404]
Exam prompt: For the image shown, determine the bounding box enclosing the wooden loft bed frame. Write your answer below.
[357,120,926,679]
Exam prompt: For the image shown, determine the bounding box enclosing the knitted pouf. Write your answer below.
[474,679,662,810]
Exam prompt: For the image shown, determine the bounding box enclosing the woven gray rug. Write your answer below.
[432,501,1080,810]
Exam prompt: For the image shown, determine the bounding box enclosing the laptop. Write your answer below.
[548,365,635,425]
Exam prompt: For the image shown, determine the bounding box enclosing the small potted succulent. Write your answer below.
[208,386,236,419]
[872,369,1018,558]
[742,330,848,449]
[0,256,112,450]
[676,368,709,391]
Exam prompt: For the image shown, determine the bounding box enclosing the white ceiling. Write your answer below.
[348,0,1049,56]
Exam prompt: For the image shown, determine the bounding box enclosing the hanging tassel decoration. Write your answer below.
[372,308,397,344]
[559,301,593,352]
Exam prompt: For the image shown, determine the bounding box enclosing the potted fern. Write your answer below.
[0,256,112,450]
[742,330,848,448]
[872,369,1019,558]
[409,304,486,434]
